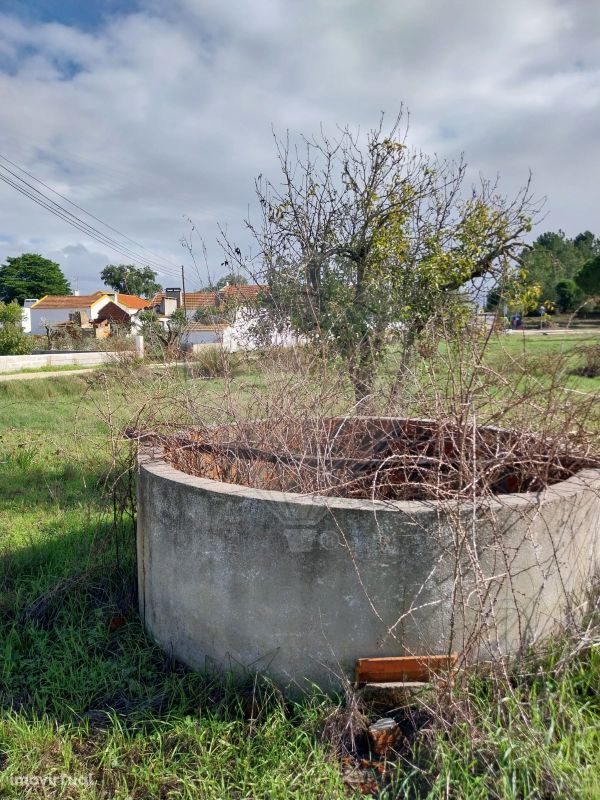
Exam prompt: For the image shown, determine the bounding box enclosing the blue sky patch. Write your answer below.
[2,0,140,31]
[0,42,37,76]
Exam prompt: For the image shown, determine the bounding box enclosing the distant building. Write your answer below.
[148,288,223,322]
[149,285,275,350]
[28,292,149,334]
[148,284,266,321]
[21,298,39,333]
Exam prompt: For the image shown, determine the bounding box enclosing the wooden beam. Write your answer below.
[356,654,457,685]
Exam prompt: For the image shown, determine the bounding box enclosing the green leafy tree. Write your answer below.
[486,290,498,310]
[224,114,538,403]
[0,301,33,355]
[138,307,187,350]
[101,264,162,298]
[555,279,582,313]
[0,253,70,304]
[573,230,600,261]
[486,288,503,311]
[215,272,248,290]
[196,273,248,292]
[575,256,600,298]
[193,306,234,324]
[520,230,600,304]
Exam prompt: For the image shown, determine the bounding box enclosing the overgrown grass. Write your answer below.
[0,375,351,799]
[0,341,599,798]
[391,646,600,799]
[0,364,100,377]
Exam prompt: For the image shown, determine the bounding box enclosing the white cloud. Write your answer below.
[0,0,598,290]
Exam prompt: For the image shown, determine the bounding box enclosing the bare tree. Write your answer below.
[223,111,541,406]
[138,308,187,354]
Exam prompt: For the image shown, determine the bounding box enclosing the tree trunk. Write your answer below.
[350,262,379,412]
[388,328,418,407]
[350,342,375,412]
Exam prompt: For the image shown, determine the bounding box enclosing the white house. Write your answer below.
[181,322,229,349]
[221,307,299,352]
[28,292,149,334]
[150,284,294,352]
[21,298,39,333]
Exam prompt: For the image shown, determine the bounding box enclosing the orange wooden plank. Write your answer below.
[356,654,457,685]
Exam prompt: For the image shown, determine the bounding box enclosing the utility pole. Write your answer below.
[181,265,188,317]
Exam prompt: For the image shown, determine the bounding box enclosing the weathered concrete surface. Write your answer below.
[137,452,600,692]
[0,351,117,373]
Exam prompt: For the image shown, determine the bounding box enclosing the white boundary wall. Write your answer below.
[0,351,117,373]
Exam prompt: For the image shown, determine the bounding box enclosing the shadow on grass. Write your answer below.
[0,453,289,732]
[0,513,315,733]
[0,461,109,512]
[0,520,351,799]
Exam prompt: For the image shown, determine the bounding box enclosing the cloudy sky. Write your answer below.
[0,0,598,293]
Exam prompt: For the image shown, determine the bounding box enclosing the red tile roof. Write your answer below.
[31,293,105,309]
[221,284,266,301]
[32,292,149,311]
[95,302,132,323]
[149,285,267,312]
[114,293,151,310]
[149,291,220,311]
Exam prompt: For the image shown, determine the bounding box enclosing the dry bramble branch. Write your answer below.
[112,318,600,662]
[219,111,543,409]
[84,318,600,793]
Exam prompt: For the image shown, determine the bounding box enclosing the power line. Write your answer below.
[0,170,178,278]
[0,169,147,265]
[0,164,180,276]
[0,152,183,272]
[0,155,184,280]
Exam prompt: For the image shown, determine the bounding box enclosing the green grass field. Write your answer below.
[0,363,100,377]
[1,335,599,798]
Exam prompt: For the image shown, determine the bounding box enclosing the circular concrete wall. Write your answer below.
[137,445,600,692]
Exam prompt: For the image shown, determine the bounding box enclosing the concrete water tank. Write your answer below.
[136,418,600,691]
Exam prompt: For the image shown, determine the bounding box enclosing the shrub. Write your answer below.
[572,344,600,378]
[555,279,581,313]
[540,313,557,329]
[0,301,33,355]
[0,325,33,355]
[188,347,240,378]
